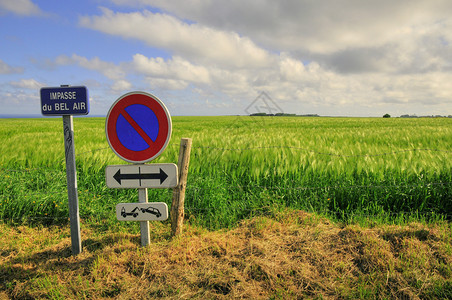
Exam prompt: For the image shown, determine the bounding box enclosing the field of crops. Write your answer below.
[0,116,451,230]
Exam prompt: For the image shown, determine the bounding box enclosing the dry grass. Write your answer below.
[1,211,451,299]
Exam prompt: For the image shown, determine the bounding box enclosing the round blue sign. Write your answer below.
[116,104,159,151]
[106,92,172,163]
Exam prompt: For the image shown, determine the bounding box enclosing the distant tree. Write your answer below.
[383,114,391,118]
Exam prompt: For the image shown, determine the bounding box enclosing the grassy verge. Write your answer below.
[1,116,451,298]
[1,210,451,299]
[0,117,451,230]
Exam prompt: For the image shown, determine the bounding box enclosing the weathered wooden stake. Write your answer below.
[171,138,192,236]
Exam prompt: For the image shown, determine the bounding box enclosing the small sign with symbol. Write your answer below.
[116,202,168,221]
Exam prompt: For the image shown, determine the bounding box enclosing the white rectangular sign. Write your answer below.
[106,163,178,189]
[116,202,168,221]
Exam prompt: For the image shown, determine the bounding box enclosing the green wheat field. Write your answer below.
[0,116,451,230]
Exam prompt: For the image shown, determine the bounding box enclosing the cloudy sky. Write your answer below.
[1,0,451,117]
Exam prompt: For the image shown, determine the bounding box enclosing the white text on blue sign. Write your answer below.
[40,86,89,116]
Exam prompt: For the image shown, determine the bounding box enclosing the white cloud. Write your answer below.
[79,8,274,69]
[47,1,451,116]
[0,0,42,16]
[111,79,132,92]
[145,78,189,90]
[279,54,306,82]
[131,0,452,53]
[132,54,210,83]
[110,0,452,76]
[10,78,44,89]
[0,59,24,74]
[0,89,40,114]
[51,49,452,116]
[55,54,126,80]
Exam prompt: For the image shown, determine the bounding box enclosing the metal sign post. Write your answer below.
[105,91,173,247]
[40,84,88,255]
[138,188,150,246]
[63,115,82,255]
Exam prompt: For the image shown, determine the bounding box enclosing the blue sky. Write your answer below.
[1,0,451,117]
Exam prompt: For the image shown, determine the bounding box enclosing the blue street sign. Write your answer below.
[40,86,89,116]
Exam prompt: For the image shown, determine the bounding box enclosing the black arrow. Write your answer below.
[113,167,168,185]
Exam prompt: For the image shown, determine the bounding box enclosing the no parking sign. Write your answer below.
[105,92,172,163]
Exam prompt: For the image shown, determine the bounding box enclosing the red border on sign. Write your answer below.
[106,92,171,163]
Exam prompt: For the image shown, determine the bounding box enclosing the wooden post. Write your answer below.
[171,138,192,237]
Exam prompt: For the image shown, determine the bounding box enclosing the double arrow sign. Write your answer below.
[106,163,178,189]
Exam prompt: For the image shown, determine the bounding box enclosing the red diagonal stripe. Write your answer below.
[120,110,155,148]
